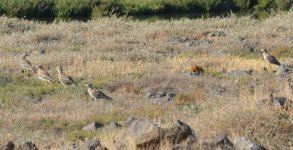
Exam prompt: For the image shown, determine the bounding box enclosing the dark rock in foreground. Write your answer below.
[82,122,104,131]
[127,119,196,150]
[275,64,292,77]
[234,137,268,150]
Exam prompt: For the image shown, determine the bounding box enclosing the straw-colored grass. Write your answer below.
[0,12,293,149]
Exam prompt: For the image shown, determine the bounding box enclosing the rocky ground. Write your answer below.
[0,12,292,149]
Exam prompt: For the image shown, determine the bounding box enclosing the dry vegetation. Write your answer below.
[0,12,293,149]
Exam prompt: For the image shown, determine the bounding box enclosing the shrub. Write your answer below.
[0,0,54,18]
[54,0,94,19]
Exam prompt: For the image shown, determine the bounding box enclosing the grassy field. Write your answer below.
[0,12,293,149]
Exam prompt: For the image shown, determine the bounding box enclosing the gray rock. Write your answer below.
[105,122,122,129]
[145,90,176,101]
[208,31,227,37]
[82,122,103,131]
[201,134,233,150]
[19,141,38,150]
[122,117,138,128]
[167,36,190,44]
[211,85,227,95]
[129,119,163,148]
[166,36,212,47]
[163,120,196,145]
[258,96,292,111]
[275,64,292,76]
[128,119,196,149]
[234,137,267,150]
[166,92,177,101]
[225,70,253,78]
[80,139,107,150]
[67,143,79,150]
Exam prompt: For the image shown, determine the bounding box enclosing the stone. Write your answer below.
[128,119,163,148]
[105,122,122,129]
[145,90,176,102]
[201,134,233,150]
[211,85,227,95]
[18,141,38,150]
[208,31,227,37]
[80,139,107,150]
[166,36,212,47]
[234,137,267,150]
[163,120,196,145]
[122,117,138,128]
[275,64,292,77]
[128,119,196,149]
[82,122,103,131]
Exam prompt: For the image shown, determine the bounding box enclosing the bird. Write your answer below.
[55,66,76,87]
[85,83,112,101]
[260,48,281,66]
[36,65,53,84]
[20,52,35,77]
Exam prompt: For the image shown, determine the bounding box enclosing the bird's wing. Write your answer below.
[20,59,33,70]
[60,74,75,85]
[39,70,52,81]
[266,55,281,66]
[93,91,112,100]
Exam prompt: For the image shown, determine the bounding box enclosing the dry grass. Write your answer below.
[0,12,293,149]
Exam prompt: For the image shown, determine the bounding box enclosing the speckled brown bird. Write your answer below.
[20,52,35,77]
[56,66,76,87]
[85,83,112,101]
[36,65,53,84]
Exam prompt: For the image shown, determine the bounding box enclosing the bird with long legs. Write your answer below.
[85,83,112,101]
[260,48,281,70]
[55,65,76,88]
[36,65,53,85]
[20,52,35,77]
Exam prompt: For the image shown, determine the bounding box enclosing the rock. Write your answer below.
[129,119,163,149]
[80,139,107,150]
[18,141,38,150]
[234,137,267,150]
[211,85,227,95]
[122,117,138,128]
[201,134,233,150]
[163,120,196,145]
[208,31,227,37]
[128,119,196,149]
[1,141,15,150]
[238,37,259,52]
[275,64,292,76]
[145,90,176,102]
[225,70,253,78]
[105,122,122,129]
[166,36,212,47]
[166,92,177,101]
[66,143,79,150]
[258,96,292,111]
[82,122,103,131]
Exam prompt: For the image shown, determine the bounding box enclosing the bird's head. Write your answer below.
[21,52,29,58]
[260,48,268,53]
[85,83,93,88]
[35,65,43,69]
[55,66,62,72]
